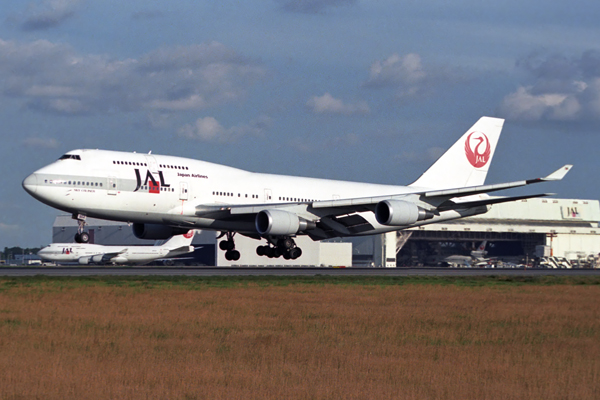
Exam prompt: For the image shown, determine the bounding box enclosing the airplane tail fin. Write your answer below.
[158,230,196,249]
[477,241,487,252]
[409,117,504,190]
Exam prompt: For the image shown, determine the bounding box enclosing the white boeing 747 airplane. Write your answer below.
[37,230,196,265]
[23,117,571,261]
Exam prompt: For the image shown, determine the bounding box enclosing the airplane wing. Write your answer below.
[310,164,573,209]
[165,245,195,258]
[189,164,572,240]
[99,250,128,263]
[195,164,571,216]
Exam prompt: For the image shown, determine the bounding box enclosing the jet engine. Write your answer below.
[78,256,91,265]
[133,223,189,240]
[255,210,314,236]
[375,200,434,226]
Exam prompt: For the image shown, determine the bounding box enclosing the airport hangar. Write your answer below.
[50,198,600,267]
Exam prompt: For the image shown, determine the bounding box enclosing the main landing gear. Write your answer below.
[73,214,90,243]
[217,233,303,261]
[256,238,302,260]
[219,232,240,261]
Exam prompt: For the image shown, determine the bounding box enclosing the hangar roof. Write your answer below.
[414,198,600,235]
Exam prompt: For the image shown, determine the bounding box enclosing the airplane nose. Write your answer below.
[22,173,38,195]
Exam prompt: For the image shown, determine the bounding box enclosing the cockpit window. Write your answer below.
[59,154,81,161]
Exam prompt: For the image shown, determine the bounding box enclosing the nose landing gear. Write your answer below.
[73,214,90,243]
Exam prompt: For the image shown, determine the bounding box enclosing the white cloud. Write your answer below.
[179,117,224,141]
[364,53,458,98]
[499,86,582,121]
[499,51,600,122]
[0,39,265,116]
[178,115,272,143]
[306,93,370,116]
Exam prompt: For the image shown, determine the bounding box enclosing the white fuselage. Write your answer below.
[38,243,171,264]
[23,149,482,237]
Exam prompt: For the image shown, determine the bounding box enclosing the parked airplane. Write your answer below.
[439,241,490,267]
[37,230,196,265]
[23,117,571,261]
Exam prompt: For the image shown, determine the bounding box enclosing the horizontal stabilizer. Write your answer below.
[539,164,573,181]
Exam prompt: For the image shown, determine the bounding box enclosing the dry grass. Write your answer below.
[0,280,599,399]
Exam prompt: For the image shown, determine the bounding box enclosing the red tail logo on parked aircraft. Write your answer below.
[465,132,491,168]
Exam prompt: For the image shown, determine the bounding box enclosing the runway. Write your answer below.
[2,266,600,277]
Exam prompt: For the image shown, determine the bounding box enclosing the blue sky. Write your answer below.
[2,0,600,247]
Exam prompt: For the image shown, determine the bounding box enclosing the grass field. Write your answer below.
[1,276,599,399]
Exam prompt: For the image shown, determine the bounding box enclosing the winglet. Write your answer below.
[542,165,573,181]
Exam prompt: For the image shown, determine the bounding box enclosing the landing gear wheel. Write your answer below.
[257,237,303,260]
[289,247,302,260]
[278,238,295,250]
[225,250,240,261]
[73,214,89,243]
[75,232,90,243]
[220,240,234,251]
[221,232,240,260]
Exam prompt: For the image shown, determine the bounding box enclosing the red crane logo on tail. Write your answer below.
[465,132,491,168]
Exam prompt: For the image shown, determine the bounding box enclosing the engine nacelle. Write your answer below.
[133,223,190,240]
[375,200,434,226]
[255,210,299,235]
[78,256,91,265]
[255,210,315,236]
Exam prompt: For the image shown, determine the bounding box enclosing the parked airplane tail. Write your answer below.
[410,117,504,190]
[157,230,196,249]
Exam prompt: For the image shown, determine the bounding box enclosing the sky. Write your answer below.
[2,0,600,247]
